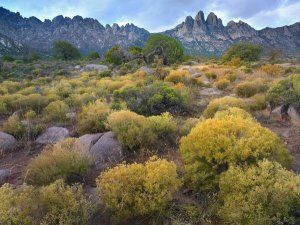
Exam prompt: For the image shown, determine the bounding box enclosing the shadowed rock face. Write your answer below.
[0,7,299,56]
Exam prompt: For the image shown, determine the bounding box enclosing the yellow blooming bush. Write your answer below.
[180,116,292,192]
[2,114,25,138]
[107,110,156,150]
[219,160,300,225]
[0,180,93,225]
[213,107,253,120]
[26,138,91,185]
[259,64,282,76]
[214,78,230,90]
[202,96,247,118]
[43,100,69,123]
[235,79,269,97]
[165,69,190,84]
[76,100,109,135]
[97,157,181,220]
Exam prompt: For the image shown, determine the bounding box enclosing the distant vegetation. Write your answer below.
[52,40,81,60]
[222,42,262,62]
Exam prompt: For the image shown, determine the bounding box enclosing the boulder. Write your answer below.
[191,73,202,79]
[79,133,103,151]
[199,87,222,96]
[36,127,69,144]
[0,132,17,155]
[181,66,197,75]
[74,65,81,70]
[138,66,155,74]
[288,106,300,126]
[0,169,10,184]
[81,64,109,73]
[89,132,123,170]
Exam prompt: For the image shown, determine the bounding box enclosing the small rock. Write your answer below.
[36,127,69,144]
[79,133,103,151]
[288,106,300,126]
[138,66,155,74]
[191,73,202,79]
[0,132,17,155]
[75,65,81,70]
[181,66,197,75]
[89,132,123,170]
[0,169,10,184]
[80,64,109,73]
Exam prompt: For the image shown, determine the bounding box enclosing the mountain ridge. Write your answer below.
[0,6,299,56]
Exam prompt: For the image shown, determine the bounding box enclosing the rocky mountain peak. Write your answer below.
[206,12,223,27]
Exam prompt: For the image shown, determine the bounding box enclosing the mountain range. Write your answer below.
[0,6,299,57]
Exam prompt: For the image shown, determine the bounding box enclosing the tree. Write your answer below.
[86,51,100,60]
[143,34,184,64]
[222,42,262,62]
[52,41,81,60]
[105,46,125,65]
[128,46,143,55]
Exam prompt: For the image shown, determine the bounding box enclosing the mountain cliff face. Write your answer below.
[164,11,300,56]
[0,7,299,56]
[0,7,150,55]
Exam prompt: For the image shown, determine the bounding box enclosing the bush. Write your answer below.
[214,79,230,90]
[219,160,300,225]
[106,46,125,65]
[148,112,177,142]
[43,100,69,123]
[203,96,247,118]
[113,81,188,116]
[180,116,292,192]
[259,64,282,76]
[179,117,199,136]
[222,42,262,62]
[165,70,190,84]
[97,157,181,220]
[26,138,91,185]
[214,107,253,120]
[249,93,267,110]
[76,100,109,135]
[204,72,217,79]
[52,41,81,60]
[267,74,300,108]
[0,180,93,225]
[107,110,155,150]
[2,114,25,138]
[143,34,184,64]
[235,80,268,97]
[86,51,100,60]
[16,94,49,113]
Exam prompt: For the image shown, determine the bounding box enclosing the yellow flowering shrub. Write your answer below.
[235,79,269,97]
[219,160,300,225]
[97,157,181,220]
[259,64,282,76]
[107,110,156,150]
[76,100,109,135]
[43,100,69,123]
[0,180,93,225]
[2,114,25,138]
[165,69,190,84]
[180,116,292,192]
[179,117,200,136]
[202,96,247,118]
[214,78,230,90]
[214,107,253,120]
[26,138,91,185]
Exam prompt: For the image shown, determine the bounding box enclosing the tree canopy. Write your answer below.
[222,42,262,62]
[52,41,81,60]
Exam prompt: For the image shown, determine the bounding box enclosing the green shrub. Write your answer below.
[214,79,230,90]
[249,93,267,110]
[76,100,109,135]
[52,41,81,60]
[203,96,247,118]
[148,112,177,142]
[26,138,91,185]
[219,160,300,225]
[2,114,25,138]
[179,117,199,136]
[267,74,300,108]
[106,46,125,65]
[204,72,217,79]
[107,110,156,150]
[43,100,69,123]
[97,157,181,220]
[16,94,49,113]
[113,81,188,116]
[180,116,292,192]
[0,180,93,225]
[86,51,100,60]
[143,34,184,64]
[222,42,262,62]
[235,80,268,97]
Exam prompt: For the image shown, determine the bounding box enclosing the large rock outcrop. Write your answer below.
[36,127,69,144]
[0,132,17,155]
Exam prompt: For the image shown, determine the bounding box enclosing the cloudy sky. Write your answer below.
[1,0,299,32]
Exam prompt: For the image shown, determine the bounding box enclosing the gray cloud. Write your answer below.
[1,0,299,31]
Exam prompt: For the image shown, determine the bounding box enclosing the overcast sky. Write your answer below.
[1,0,300,32]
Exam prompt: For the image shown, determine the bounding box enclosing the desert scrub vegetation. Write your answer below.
[214,78,230,90]
[180,115,292,192]
[219,160,300,225]
[267,74,300,108]
[76,100,109,135]
[2,114,26,138]
[164,69,191,85]
[43,100,69,123]
[107,110,156,150]
[0,179,93,225]
[222,42,262,62]
[213,107,253,120]
[202,96,248,118]
[113,81,188,116]
[97,156,181,220]
[259,64,282,76]
[26,138,91,185]
[235,79,269,97]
